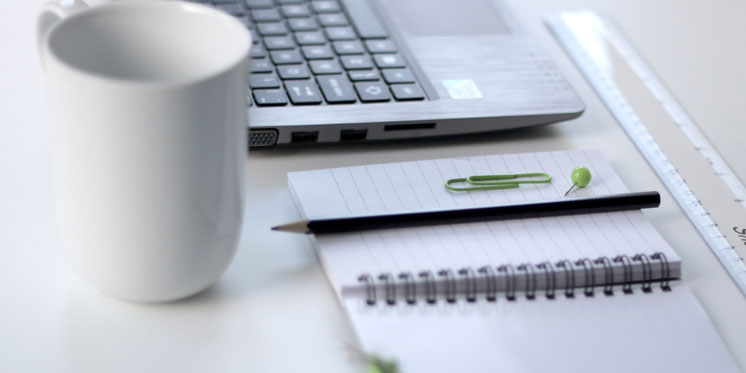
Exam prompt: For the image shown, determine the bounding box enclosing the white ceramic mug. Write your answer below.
[37,0,251,302]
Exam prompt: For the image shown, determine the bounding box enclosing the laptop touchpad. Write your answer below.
[379,0,510,36]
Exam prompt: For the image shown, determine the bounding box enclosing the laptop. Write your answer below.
[199,0,584,147]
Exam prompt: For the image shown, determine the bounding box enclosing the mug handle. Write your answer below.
[37,0,89,65]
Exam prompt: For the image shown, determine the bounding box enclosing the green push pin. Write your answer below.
[564,167,592,196]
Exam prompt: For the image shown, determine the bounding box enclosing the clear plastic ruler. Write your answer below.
[546,11,746,295]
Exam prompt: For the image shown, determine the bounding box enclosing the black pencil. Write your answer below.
[271,191,661,234]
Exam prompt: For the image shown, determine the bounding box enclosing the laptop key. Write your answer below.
[285,81,323,104]
[348,70,380,81]
[215,3,244,16]
[365,39,396,54]
[373,53,406,68]
[317,75,357,104]
[264,36,296,50]
[333,40,364,55]
[253,89,288,106]
[281,4,311,18]
[390,84,424,101]
[382,68,415,84]
[301,45,335,60]
[244,0,273,9]
[250,58,274,73]
[340,55,373,70]
[251,9,281,22]
[257,22,288,36]
[270,50,304,64]
[312,1,341,14]
[277,64,311,80]
[354,82,391,102]
[318,13,348,27]
[250,45,267,58]
[295,31,326,45]
[276,0,302,4]
[237,15,254,29]
[309,60,343,74]
[324,27,357,41]
[250,73,281,89]
[339,0,387,39]
[288,18,319,31]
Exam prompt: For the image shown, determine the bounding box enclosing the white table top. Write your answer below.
[3,0,745,371]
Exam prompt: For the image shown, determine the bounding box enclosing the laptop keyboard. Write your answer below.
[185,0,427,106]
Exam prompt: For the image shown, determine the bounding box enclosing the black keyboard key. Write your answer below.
[215,3,244,15]
[365,39,396,54]
[295,31,326,45]
[250,73,281,88]
[325,27,357,41]
[309,60,343,74]
[250,45,267,58]
[277,64,311,79]
[250,58,273,73]
[340,55,373,70]
[244,0,273,9]
[276,0,302,4]
[373,53,406,68]
[317,75,357,103]
[270,50,303,64]
[318,13,348,27]
[391,84,425,101]
[288,18,319,31]
[312,1,341,13]
[253,89,288,106]
[339,0,387,39]
[301,45,335,59]
[264,36,295,50]
[382,68,415,84]
[281,4,311,18]
[213,0,238,4]
[237,15,253,29]
[332,40,364,55]
[257,22,288,36]
[285,81,323,104]
[348,70,380,81]
[251,9,281,22]
[354,82,391,102]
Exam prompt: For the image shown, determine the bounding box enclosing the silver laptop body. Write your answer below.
[247,0,584,147]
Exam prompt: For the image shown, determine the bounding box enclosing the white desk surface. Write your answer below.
[3,0,745,371]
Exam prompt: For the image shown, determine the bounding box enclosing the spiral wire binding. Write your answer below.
[355,252,672,305]
[537,261,557,299]
[556,259,575,297]
[458,267,478,302]
[594,256,614,295]
[498,264,517,300]
[633,254,653,292]
[651,252,671,290]
[517,263,538,299]
[613,255,633,294]
[575,258,596,296]
[478,266,498,301]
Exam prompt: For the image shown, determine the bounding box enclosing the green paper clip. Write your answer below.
[445,172,552,192]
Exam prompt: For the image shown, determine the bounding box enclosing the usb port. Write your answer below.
[340,129,367,141]
[291,131,319,143]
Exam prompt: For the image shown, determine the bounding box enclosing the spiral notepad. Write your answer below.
[288,150,738,372]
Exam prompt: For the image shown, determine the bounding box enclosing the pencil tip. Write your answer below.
[271,226,279,231]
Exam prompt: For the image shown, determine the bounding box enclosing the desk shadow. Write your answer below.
[250,123,561,157]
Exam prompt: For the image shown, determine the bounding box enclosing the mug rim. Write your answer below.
[44,1,251,88]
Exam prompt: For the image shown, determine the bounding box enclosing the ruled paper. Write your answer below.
[288,150,679,294]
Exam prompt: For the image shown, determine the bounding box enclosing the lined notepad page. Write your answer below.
[288,150,739,373]
[288,149,680,294]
